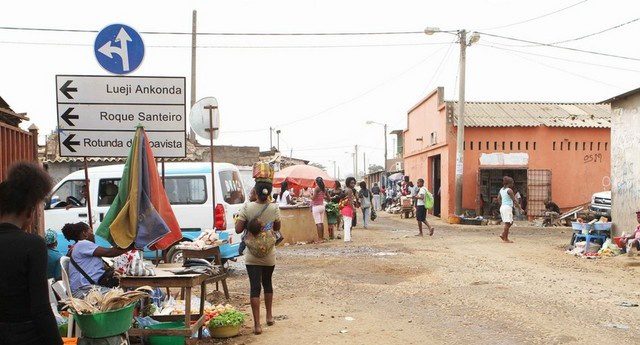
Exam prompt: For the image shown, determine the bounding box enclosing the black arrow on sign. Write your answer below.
[63,134,80,153]
[60,107,78,126]
[59,80,77,99]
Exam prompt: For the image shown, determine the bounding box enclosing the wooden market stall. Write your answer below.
[279,205,328,244]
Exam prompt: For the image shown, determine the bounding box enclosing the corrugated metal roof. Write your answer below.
[447,101,611,128]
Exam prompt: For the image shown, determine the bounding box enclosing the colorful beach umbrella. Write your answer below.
[96,127,182,250]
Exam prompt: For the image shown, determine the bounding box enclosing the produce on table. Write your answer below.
[206,304,245,328]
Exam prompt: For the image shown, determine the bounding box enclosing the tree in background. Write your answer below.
[309,162,326,171]
[368,164,384,174]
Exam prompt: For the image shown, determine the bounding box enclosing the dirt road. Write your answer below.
[206,212,640,345]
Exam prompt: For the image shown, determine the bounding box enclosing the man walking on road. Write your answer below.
[413,179,434,237]
[371,183,381,211]
[498,176,522,243]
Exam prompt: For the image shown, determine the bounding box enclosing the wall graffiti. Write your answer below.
[583,153,603,164]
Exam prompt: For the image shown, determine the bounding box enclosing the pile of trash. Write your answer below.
[567,238,622,258]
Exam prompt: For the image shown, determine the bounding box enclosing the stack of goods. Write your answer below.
[253,162,274,183]
[65,287,150,314]
[170,258,222,276]
[177,230,224,249]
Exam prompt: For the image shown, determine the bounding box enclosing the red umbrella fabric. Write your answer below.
[273,165,336,189]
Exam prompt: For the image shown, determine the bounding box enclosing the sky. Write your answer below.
[1,0,639,177]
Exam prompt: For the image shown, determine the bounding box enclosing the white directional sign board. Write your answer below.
[56,75,186,158]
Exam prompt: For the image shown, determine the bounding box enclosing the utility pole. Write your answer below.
[354,145,359,179]
[338,166,341,180]
[189,10,197,141]
[363,152,367,176]
[454,30,467,215]
[383,123,388,171]
[276,130,281,151]
[332,161,337,178]
[269,127,273,149]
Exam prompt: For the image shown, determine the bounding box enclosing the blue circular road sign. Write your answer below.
[94,24,144,75]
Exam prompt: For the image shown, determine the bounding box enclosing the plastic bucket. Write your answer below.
[147,321,186,345]
[73,303,135,338]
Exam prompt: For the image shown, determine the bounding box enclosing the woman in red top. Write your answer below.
[311,177,328,243]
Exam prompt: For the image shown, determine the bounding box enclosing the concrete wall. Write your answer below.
[611,95,640,235]
[204,146,260,167]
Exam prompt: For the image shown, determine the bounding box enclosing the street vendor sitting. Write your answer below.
[62,222,130,297]
[544,200,561,215]
[620,211,640,252]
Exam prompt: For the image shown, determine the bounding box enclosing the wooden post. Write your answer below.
[161,158,166,187]
[83,158,94,229]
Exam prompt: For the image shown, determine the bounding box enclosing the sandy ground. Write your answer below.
[199,212,640,345]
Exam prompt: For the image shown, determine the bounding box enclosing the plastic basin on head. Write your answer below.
[147,321,186,345]
[73,303,135,338]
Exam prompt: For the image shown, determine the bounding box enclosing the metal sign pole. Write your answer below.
[205,105,217,229]
[161,158,166,187]
[83,157,94,229]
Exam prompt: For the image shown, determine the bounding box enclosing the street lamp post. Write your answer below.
[424,27,480,215]
[366,121,388,171]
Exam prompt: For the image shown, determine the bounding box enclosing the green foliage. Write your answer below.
[209,310,245,328]
[325,202,341,218]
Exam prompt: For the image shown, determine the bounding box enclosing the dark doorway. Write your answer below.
[478,168,527,219]
[430,155,442,217]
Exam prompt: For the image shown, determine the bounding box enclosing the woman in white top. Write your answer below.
[277,181,294,206]
[498,176,522,243]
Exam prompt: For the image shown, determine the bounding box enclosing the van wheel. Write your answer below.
[166,246,184,264]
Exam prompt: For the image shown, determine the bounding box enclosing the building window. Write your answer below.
[509,141,513,150]
[534,142,537,150]
[502,141,505,150]
[494,142,498,150]
[590,142,594,151]
[560,142,564,151]
[568,141,571,151]
[582,142,586,151]
[553,142,556,151]
[463,141,466,150]
[598,142,601,150]
[517,142,521,150]
[526,142,529,150]
[605,142,608,151]
[575,142,578,151]
[486,141,490,150]
[478,141,482,150]
[470,141,474,150]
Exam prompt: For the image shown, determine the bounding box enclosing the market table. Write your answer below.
[120,264,209,340]
[176,244,230,300]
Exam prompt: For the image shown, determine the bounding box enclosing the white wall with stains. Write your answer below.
[611,94,640,235]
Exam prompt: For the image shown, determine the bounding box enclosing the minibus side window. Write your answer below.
[165,176,207,205]
[219,171,245,204]
[98,179,121,206]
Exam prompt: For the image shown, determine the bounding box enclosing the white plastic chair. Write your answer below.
[59,256,81,338]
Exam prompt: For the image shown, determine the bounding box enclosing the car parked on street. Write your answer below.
[589,190,611,219]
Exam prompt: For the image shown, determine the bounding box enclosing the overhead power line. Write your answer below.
[480,43,640,73]
[0,40,451,49]
[479,0,589,30]
[549,17,640,45]
[487,44,623,89]
[477,32,640,62]
[222,43,453,134]
[0,26,423,36]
